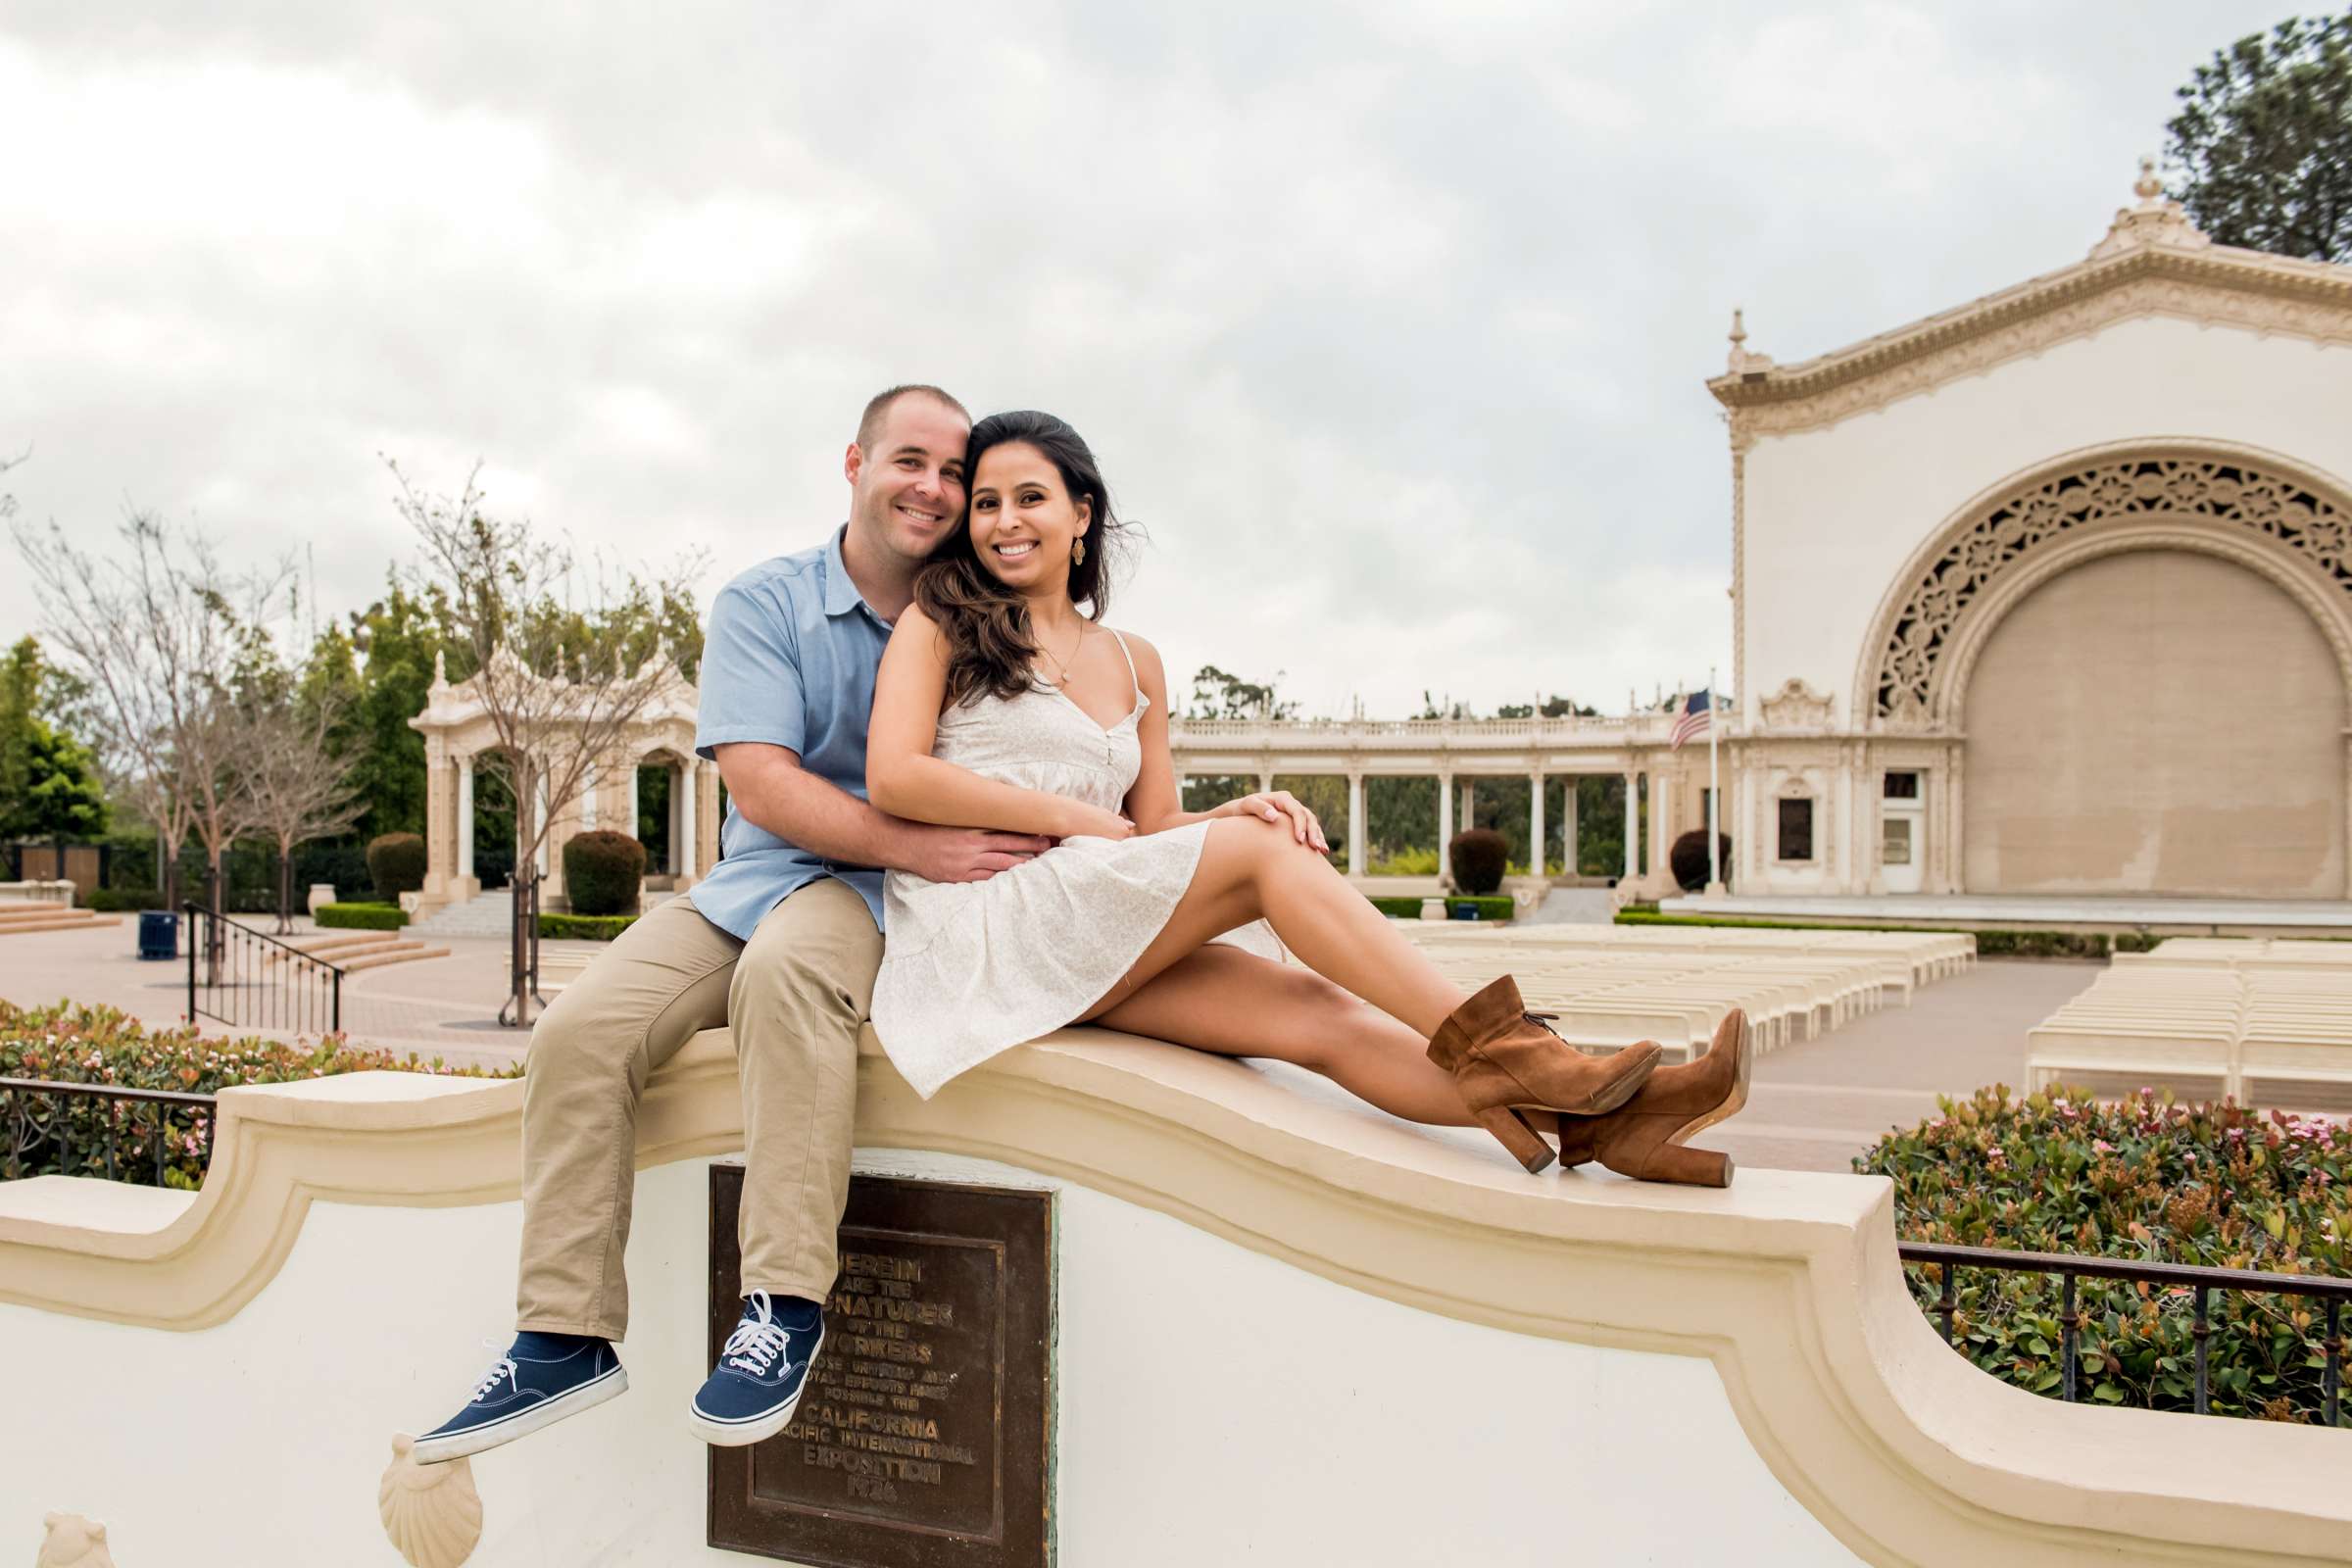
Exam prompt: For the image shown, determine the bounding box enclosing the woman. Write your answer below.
[866,411,1746,1183]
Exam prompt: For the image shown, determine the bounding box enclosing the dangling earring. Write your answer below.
[1072,538,1087,565]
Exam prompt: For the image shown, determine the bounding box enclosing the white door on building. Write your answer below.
[1880,770,1924,895]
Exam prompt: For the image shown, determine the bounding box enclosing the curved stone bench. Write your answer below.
[1,1024,2346,1565]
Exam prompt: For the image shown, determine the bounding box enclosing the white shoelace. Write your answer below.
[721,1291,792,1377]
[471,1342,519,1401]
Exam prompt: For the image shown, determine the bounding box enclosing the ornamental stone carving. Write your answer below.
[1757,678,1834,731]
[379,1434,484,1568]
[1871,455,2352,722]
[35,1514,118,1568]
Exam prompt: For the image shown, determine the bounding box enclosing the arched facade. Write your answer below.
[408,655,721,916]
[1711,166,2352,903]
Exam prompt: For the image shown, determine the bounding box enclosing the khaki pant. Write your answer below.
[514,877,879,1341]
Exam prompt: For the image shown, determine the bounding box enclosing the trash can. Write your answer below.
[138,909,179,961]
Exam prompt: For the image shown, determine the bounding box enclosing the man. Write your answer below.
[416,385,1050,1461]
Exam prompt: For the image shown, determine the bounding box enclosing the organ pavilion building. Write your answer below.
[1716,161,2352,904]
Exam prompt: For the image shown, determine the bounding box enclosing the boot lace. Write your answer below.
[722,1291,792,1377]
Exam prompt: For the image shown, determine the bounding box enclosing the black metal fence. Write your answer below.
[184,902,344,1035]
[1,1078,218,1187]
[1901,1241,2350,1424]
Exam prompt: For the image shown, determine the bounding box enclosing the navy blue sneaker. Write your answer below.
[687,1291,825,1446]
[413,1334,628,1464]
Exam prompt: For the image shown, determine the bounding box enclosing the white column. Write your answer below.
[580,760,597,830]
[1650,770,1671,887]
[677,760,699,880]
[534,775,550,876]
[1347,772,1366,877]
[1530,772,1545,878]
[1259,767,1275,795]
[1459,779,1476,833]
[627,763,641,845]
[1437,773,1454,873]
[1622,770,1639,882]
[1562,780,1580,877]
[456,757,475,882]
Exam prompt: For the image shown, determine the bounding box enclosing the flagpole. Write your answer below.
[1706,667,1722,895]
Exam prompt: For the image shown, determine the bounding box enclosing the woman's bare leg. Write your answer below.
[1094,945,1474,1125]
[1079,816,1465,1037]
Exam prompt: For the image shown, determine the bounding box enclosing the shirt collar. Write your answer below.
[820,525,871,619]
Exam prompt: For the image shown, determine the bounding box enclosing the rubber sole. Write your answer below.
[687,1322,825,1447]
[412,1361,629,1465]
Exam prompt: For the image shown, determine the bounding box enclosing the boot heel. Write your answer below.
[1608,1140,1733,1189]
[1473,1106,1557,1174]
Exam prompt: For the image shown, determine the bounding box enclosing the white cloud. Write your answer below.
[0,0,2295,716]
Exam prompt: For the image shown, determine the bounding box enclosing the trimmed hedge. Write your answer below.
[1367,895,1515,921]
[316,902,408,931]
[1614,910,2173,959]
[563,830,647,917]
[0,1001,517,1189]
[1447,828,1508,895]
[539,911,638,941]
[1864,1084,2352,1422]
[366,833,426,903]
[87,887,163,913]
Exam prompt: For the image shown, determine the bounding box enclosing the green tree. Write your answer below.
[10,719,108,841]
[2167,11,2352,262]
[0,636,109,842]
[1187,664,1298,720]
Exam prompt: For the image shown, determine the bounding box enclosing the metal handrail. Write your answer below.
[1899,1240,2348,1422]
[0,1077,219,1186]
[184,902,344,1035]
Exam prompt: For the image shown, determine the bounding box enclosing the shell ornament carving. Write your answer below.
[35,1513,119,1568]
[379,1434,484,1568]
[1873,456,2352,722]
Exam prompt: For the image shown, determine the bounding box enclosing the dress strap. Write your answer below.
[1106,629,1143,705]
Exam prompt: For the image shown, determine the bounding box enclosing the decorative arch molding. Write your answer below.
[1855,443,2352,729]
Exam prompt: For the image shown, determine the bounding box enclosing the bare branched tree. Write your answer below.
[388,459,694,1025]
[12,511,286,951]
[234,662,364,934]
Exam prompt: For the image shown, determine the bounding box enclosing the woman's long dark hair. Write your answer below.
[915,410,1131,709]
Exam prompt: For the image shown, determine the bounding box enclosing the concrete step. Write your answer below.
[409,891,515,940]
[0,911,122,935]
[339,943,452,972]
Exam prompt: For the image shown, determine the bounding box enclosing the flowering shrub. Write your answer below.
[1858,1084,2352,1422]
[1,1001,518,1190]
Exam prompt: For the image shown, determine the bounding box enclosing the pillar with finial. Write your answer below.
[1726,307,1772,374]
[430,648,449,691]
[2090,154,2208,260]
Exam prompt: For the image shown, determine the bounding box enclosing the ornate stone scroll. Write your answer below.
[1871,456,2352,723]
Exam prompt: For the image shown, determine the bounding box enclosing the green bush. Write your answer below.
[539,911,638,941]
[1366,847,1441,877]
[563,830,647,917]
[1447,828,1508,895]
[365,833,426,903]
[0,1001,517,1189]
[86,887,163,913]
[1366,895,1513,921]
[1861,1084,2352,1422]
[316,902,408,931]
[1668,829,1731,893]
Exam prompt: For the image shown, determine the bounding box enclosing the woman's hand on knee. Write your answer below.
[1210,791,1329,855]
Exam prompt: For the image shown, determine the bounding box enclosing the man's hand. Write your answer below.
[904,825,1054,884]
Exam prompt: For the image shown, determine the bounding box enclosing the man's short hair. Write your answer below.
[857,384,971,451]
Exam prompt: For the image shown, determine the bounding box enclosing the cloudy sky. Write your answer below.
[0,2,2291,718]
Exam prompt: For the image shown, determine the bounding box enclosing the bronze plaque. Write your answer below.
[709,1165,1054,1567]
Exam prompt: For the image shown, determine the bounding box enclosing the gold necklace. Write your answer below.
[1034,616,1085,687]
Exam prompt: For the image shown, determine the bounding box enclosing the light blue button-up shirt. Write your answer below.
[688,527,892,941]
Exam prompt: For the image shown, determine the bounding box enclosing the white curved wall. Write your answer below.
[1740,315,2352,728]
[1,1152,1857,1567]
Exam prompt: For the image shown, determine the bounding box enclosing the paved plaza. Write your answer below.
[0,914,2097,1172]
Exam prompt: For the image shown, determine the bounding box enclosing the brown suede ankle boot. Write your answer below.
[1552,1008,1752,1188]
[1429,976,1661,1174]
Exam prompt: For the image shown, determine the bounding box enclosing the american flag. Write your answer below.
[1669,688,1714,750]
